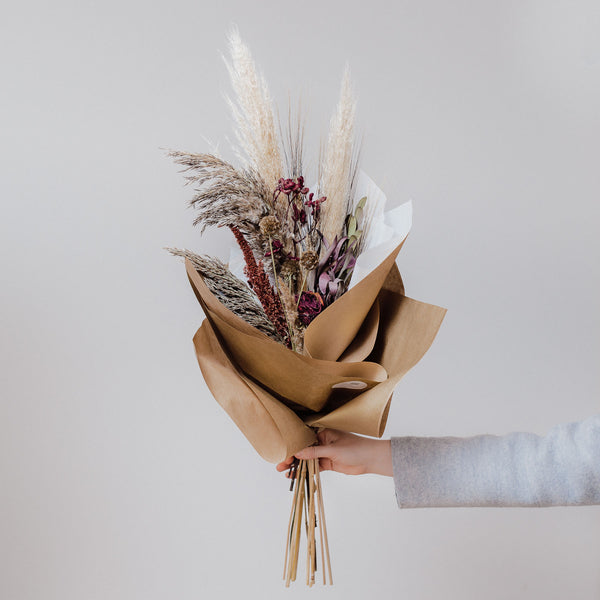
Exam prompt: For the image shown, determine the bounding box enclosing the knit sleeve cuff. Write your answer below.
[390,434,513,508]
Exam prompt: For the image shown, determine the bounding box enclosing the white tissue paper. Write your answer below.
[347,171,412,289]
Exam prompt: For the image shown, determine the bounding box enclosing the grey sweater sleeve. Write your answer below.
[391,414,600,508]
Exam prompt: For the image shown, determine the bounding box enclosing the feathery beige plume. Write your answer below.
[168,149,273,262]
[318,65,359,250]
[223,27,283,191]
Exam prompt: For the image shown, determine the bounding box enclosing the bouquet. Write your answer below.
[167,28,446,586]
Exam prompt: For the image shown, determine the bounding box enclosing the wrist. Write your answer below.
[366,439,393,476]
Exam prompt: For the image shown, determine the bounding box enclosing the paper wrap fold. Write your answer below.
[185,240,446,464]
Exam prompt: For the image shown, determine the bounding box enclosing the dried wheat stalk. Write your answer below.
[279,97,305,179]
[165,248,283,342]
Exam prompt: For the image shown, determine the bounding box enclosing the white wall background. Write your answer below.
[2,1,599,598]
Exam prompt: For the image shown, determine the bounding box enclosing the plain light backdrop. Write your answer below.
[2,1,599,598]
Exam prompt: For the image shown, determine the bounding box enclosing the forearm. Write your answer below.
[390,415,600,508]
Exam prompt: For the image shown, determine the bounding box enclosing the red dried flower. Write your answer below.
[230,226,290,346]
[265,239,284,256]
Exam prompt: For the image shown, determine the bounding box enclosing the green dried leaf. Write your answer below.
[347,215,357,237]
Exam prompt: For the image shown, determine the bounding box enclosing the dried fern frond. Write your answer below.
[168,150,271,259]
[166,247,283,342]
[319,65,360,249]
[223,27,283,191]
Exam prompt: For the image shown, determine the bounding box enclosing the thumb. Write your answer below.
[295,445,332,460]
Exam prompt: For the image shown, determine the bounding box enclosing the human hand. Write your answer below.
[276,429,393,477]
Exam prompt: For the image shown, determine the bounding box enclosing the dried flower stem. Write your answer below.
[284,457,332,586]
[278,277,302,353]
[268,236,280,296]
[265,230,297,351]
[315,460,332,584]
[295,271,308,309]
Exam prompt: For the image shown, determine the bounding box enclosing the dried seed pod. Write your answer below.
[300,250,319,271]
[259,215,280,237]
[280,259,300,279]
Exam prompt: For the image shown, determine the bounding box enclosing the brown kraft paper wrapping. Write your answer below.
[185,242,446,463]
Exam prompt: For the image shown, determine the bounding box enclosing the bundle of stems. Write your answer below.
[283,457,333,587]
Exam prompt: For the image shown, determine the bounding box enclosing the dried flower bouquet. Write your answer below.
[167,28,446,586]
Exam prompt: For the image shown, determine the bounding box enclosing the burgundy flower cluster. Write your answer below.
[276,176,309,196]
[296,291,324,326]
[272,177,326,250]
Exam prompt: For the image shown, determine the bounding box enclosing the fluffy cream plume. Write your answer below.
[318,66,359,250]
[223,27,284,191]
